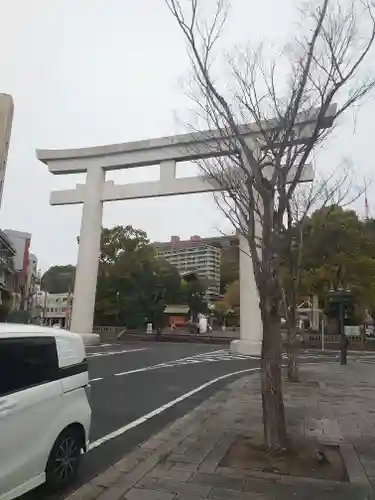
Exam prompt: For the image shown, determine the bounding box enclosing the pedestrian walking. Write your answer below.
[156,327,162,341]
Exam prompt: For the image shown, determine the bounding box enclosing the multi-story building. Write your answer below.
[4,229,38,310]
[0,94,14,210]
[153,235,223,301]
[0,229,16,308]
[0,230,39,316]
[4,230,31,272]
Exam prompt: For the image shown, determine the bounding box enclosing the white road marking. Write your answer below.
[89,367,259,450]
[86,344,114,350]
[114,349,239,377]
[115,365,160,376]
[282,353,327,360]
[87,348,146,358]
[89,377,103,383]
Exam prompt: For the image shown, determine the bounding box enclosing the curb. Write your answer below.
[339,442,373,495]
[100,333,236,345]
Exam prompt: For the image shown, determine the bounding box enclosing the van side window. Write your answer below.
[0,337,59,397]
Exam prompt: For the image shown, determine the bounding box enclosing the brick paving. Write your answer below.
[66,362,375,499]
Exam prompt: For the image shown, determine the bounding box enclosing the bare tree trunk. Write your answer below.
[261,292,288,450]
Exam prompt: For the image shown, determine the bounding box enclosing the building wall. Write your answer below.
[33,290,72,326]
[28,253,37,276]
[24,253,38,310]
[0,229,16,305]
[0,94,14,210]
[4,229,33,310]
[26,253,37,289]
[4,229,31,273]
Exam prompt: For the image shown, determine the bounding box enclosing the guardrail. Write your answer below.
[94,325,375,350]
[304,333,362,342]
[301,332,375,350]
[94,326,124,335]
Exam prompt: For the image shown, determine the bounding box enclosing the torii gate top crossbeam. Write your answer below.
[36,105,336,175]
[37,105,336,206]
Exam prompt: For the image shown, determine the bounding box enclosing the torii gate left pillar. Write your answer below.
[73,165,105,334]
[37,113,329,355]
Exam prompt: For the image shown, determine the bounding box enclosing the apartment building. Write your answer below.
[154,235,222,301]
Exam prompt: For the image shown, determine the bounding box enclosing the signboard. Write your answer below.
[344,325,361,336]
[198,315,208,334]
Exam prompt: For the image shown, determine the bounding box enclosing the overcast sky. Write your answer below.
[0,0,373,272]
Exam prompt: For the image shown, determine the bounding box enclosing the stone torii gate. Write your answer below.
[37,110,334,355]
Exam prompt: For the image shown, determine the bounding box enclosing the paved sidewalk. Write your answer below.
[66,363,375,499]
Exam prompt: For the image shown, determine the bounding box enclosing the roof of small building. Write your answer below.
[164,305,190,314]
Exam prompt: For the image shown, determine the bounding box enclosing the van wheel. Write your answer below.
[45,429,82,490]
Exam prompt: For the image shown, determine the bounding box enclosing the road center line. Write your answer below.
[114,349,226,377]
[89,377,103,383]
[89,367,259,451]
[88,348,146,358]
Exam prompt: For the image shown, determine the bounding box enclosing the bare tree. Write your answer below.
[282,161,368,382]
[165,0,375,450]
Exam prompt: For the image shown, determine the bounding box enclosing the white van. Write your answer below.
[0,324,91,500]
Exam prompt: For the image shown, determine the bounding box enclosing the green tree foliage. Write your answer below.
[214,300,230,317]
[41,265,76,293]
[220,242,239,293]
[282,206,375,313]
[178,278,207,320]
[100,225,150,264]
[224,279,240,309]
[94,226,181,328]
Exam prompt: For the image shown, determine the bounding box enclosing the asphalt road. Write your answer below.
[20,342,358,499]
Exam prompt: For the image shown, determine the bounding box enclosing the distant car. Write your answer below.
[0,323,91,500]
